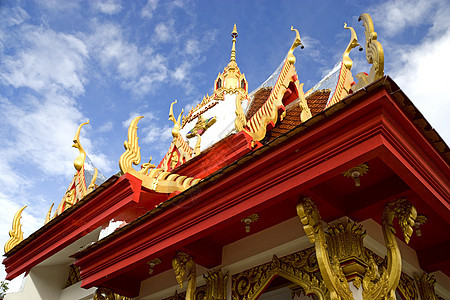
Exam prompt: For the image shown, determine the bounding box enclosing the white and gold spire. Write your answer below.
[213,24,248,93]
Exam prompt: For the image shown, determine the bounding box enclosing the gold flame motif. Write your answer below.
[343,23,361,70]
[5,206,27,253]
[119,116,201,193]
[73,121,89,171]
[351,13,385,93]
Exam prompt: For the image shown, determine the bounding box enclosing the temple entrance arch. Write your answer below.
[232,248,328,300]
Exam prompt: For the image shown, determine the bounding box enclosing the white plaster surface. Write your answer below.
[180,93,239,152]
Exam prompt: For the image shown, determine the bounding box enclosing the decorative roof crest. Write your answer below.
[229,23,238,67]
[45,121,99,223]
[169,100,184,139]
[120,116,201,193]
[343,23,362,70]
[4,206,26,253]
[287,26,304,65]
[73,121,89,171]
[351,13,385,92]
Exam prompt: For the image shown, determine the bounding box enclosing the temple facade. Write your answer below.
[2,14,450,300]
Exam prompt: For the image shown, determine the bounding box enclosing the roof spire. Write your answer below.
[229,24,238,67]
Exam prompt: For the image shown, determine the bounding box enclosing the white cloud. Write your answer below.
[141,0,158,19]
[391,30,450,144]
[185,39,200,56]
[86,22,168,95]
[370,0,442,37]
[0,25,88,96]
[97,121,114,132]
[0,15,115,284]
[154,21,174,43]
[122,111,157,128]
[93,0,123,15]
[0,6,29,26]
[172,61,191,81]
[142,124,172,144]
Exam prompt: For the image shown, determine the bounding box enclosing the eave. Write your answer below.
[72,77,450,297]
[2,173,169,280]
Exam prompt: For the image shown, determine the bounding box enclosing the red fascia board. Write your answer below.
[174,131,252,178]
[75,87,449,292]
[2,173,156,280]
[70,88,409,285]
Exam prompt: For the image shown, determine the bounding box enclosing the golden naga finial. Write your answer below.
[360,13,384,81]
[351,13,384,93]
[139,157,156,175]
[73,121,89,171]
[342,23,362,70]
[287,26,304,65]
[169,100,183,139]
[5,206,26,253]
[229,23,238,65]
[119,116,143,174]
[45,203,54,224]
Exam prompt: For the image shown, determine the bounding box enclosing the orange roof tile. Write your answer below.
[246,87,272,120]
[263,89,331,142]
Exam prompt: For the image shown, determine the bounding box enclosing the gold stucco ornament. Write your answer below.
[297,197,354,300]
[232,248,327,300]
[119,116,201,193]
[172,252,196,300]
[204,269,228,300]
[351,13,384,92]
[93,287,131,300]
[45,121,98,223]
[4,206,27,253]
[243,26,311,143]
[169,99,184,139]
[362,198,417,300]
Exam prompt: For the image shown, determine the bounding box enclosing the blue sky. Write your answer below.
[1,0,449,283]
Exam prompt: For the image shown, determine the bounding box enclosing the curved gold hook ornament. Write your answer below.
[5,206,27,253]
[359,13,384,81]
[119,116,144,174]
[169,100,184,139]
[45,203,54,224]
[287,26,304,65]
[342,23,361,69]
[297,198,354,300]
[87,168,98,193]
[73,120,89,171]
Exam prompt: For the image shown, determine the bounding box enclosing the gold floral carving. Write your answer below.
[232,249,327,300]
[162,285,207,300]
[414,273,439,300]
[173,252,196,300]
[244,27,311,143]
[326,218,368,279]
[397,272,419,300]
[362,198,417,300]
[297,197,354,300]
[93,287,131,300]
[342,163,369,187]
[204,269,228,300]
[351,13,385,93]
[119,116,201,193]
[4,206,26,253]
